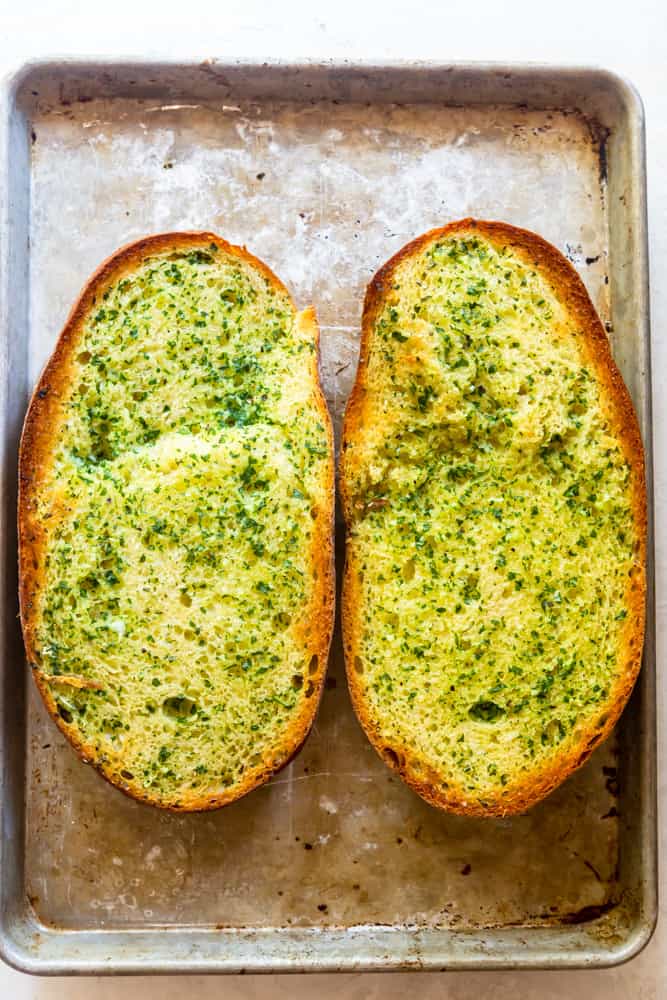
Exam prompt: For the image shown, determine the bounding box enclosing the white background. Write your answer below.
[2,1,666,997]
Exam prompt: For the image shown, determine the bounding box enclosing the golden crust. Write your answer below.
[19,232,335,812]
[341,218,646,818]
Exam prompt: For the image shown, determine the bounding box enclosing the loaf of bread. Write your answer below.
[19,233,334,810]
[341,219,645,816]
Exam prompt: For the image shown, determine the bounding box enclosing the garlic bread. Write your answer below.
[19,233,334,811]
[341,219,645,816]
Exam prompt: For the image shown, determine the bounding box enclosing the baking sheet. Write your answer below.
[0,60,656,972]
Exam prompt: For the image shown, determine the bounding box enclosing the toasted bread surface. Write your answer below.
[341,219,646,817]
[19,233,334,811]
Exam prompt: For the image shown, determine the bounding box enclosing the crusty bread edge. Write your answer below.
[340,218,647,817]
[19,232,335,812]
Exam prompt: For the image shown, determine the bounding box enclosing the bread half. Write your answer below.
[341,219,646,817]
[19,233,334,811]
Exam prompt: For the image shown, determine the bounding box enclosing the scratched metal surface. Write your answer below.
[0,62,655,971]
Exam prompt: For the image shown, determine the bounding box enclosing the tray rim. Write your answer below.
[0,55,657,976]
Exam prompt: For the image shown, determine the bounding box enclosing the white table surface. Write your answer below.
[2,0,666,996]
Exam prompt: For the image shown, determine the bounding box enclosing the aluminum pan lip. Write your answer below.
[0,920,659,976]
[0,57,656,974]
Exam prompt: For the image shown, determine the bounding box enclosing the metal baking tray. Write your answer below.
[0,59,656,974]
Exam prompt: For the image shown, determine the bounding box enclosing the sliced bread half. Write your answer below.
[341,219,646,816]
[19,233,334,811]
